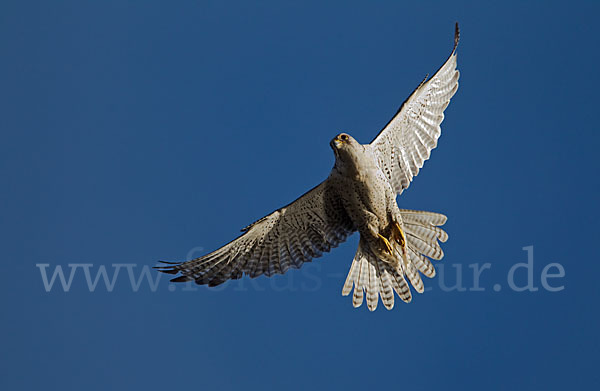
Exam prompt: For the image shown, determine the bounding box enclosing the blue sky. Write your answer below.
[1,0,599,390]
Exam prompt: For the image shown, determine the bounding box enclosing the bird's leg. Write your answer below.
[392,221,406,246]
[365,221,393,255]
[391,221,407,256]
[377,233,393,254]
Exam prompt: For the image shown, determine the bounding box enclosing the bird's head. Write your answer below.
[330,133,354,150]
[330,132,364,174]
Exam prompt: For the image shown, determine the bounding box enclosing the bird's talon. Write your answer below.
[377,233,393,254]
[393,222,406,248]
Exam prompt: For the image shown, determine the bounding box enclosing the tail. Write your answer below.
[342,209,448,311]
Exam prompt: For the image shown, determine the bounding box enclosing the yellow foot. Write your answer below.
[392,222,406,249]
[377,233,393,254]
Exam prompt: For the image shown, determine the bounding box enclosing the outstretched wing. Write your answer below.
[156,178,355,286]
[371,23,460,195]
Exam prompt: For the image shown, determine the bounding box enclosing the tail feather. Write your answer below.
[388,263,412,303]
[366,257,379,311]
[406,232,444,260]
[342,252,359,296]
[400,209,447,226]
[342,209,447,310]
[342,238,412,311]
[403,254,424,293]
[408,245,436,277]
[404,223,448,243]
[353,248,368,307]
[377,262,395,310]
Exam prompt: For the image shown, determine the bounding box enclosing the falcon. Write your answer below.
[157,24,460,310]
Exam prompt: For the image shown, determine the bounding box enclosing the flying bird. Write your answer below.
[157,24,460,311]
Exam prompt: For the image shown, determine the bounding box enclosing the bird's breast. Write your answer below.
[337,167,391,225]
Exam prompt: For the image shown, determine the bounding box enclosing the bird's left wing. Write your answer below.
[156,178,355,286]
[371,23,460,195]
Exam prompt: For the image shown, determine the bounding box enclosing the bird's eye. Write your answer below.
[341,134,348,141]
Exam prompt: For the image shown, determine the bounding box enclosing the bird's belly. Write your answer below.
[342,173,393,230]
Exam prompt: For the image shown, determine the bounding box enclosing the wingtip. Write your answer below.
[155,268,179,275]
[454,22,460,49]
[171,275,193,283]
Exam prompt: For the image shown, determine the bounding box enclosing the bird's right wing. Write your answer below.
[156,178,355,286]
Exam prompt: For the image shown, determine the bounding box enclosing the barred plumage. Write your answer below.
[372,23,460,196]
[157,24,460,311]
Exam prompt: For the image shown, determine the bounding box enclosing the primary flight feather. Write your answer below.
[157,24,460,311]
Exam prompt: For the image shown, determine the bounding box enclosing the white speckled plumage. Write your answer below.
[157,24,460,311]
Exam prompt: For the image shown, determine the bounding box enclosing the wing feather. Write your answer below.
[156,178,355,285]
[371,23,460,195]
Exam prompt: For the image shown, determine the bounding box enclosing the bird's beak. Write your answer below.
[332,135,344,149]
